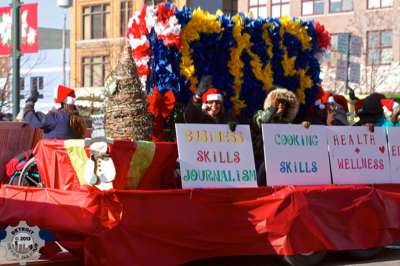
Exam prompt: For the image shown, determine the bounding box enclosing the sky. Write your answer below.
[0,0,70,29]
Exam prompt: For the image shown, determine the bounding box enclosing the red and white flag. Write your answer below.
[0,3,38,55]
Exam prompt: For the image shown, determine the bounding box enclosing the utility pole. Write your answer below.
[11,0,21,118]
[57,0,72,86]
[344,33,351,95]
[62,13,66,85]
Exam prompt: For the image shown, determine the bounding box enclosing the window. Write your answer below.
[367,0,393,9]
[248,0,267,18]
[30,76,44,99]
[302,0,324,15]
[31,77,43,91]
[330,34,338,51]
[120,1,133,37]
[271,0,290,18]
[82,4,111,40]
[329,0,352,13]
[367,30,392,65]
[223,0,238,15]
[81,56,110,87]
[20,77,25,91]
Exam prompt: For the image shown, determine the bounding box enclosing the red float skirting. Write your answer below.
[1,185,400,266]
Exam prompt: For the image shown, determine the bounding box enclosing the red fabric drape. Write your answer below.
[83,185,400,265]
[34,140,178,190]
[1,185,400,265]
[34,140,85,190]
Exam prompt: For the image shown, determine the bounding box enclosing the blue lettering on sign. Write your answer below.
[279,161,318,174]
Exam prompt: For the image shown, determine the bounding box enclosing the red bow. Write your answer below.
[147,87,175,120]
[148,87,175,141]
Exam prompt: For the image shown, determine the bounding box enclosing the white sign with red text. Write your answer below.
[175,123,257,188]
[386,127,400,183]
[262,124,331,185]
[328,126,391,184]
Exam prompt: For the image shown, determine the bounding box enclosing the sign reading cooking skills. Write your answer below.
[262,124,331,185]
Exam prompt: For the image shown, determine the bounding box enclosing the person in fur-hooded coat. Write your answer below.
[252,88,300,186]
[252,88,300,152]
[253,88,299,126]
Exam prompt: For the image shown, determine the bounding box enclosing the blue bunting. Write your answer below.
[147,7,326,121]
[148,30,182,95]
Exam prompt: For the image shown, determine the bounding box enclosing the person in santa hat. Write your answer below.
[353,92,387,131]
[184,75,236,127]
[23,85,86,139]
[380,98,400,127]
[307,91,349,126]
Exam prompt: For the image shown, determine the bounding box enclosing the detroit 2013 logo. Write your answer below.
[0,221,45,264]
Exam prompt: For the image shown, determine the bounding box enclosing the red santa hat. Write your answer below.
[354,99,364,114]
[380,98,400,119]
[201,88,223,110]
[332,95,349,113]
[54,85,76,105]
[314,91,348,112]
[314,91,332,110]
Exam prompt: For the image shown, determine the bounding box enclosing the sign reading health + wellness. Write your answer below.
[328,126,391,184]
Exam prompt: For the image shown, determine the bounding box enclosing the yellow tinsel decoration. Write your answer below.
[296,69,313,103]
[180,8,223,93]
[228,15,274,115]
[279,16,313,104]
[280,16,311,50]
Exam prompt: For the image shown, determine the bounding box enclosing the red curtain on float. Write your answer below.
[33,140,178,190]
[1,185,400,265]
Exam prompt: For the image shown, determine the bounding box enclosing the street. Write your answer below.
[185,245,400,266]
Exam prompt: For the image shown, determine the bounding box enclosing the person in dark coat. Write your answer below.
[184,75,236,128]
[307,91,349,126]
[352,92,387,132]
[23,85,86,139]
[252,87,300,186]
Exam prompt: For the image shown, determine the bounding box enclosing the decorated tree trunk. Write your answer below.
[104,44,152,141]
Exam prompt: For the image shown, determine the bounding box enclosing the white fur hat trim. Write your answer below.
[64,96,75,105]
[206,94,223,102]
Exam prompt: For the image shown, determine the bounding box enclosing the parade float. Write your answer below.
[1,3,400,266]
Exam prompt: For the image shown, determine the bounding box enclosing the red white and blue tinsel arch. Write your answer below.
[127,3,181,90]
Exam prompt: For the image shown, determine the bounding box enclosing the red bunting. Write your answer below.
[315,22,331,49]
[136,64,149,76]
[157,2,175,27]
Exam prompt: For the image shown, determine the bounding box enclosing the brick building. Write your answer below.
[70,0,400,95]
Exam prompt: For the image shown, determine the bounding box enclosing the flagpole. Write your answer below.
[11,0,21,119]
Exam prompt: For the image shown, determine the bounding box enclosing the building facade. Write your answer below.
[0,28,70,113]
[70,0,240,96]
[70,0,400,95]
[238,0,400,94]
[71,0,186,93]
